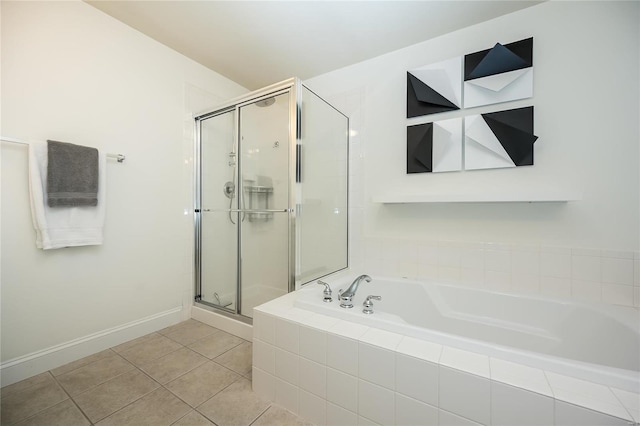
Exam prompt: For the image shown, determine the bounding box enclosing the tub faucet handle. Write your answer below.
[363,295,382,315]
[317,280,333,303]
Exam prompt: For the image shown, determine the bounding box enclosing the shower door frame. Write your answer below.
[194,78,301,322]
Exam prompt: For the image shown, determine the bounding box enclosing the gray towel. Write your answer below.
[47,140,99,207]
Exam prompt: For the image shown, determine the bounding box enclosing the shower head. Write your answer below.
[254,97,275,107]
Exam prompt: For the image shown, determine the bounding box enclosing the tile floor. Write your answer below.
[1,319,312,426]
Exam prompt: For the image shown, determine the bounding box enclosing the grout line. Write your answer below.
[248,405,274,426]
[49,371,94,425]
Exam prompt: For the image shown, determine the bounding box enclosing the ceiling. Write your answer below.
[86,1,542,90]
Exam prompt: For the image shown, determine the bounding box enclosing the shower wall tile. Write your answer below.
[571,280,602,303]
[572,247,602,257]
[398,260,418,279]
[438,242,462,268]
[484,270,511,292]
[540,251,572,278]
[602,257,634,285]
[459,269,485,288]
[417,263,438,280]
[485,249,511,273]
[418,241,439,266]
[438,266,461,284]
[511,273,540,294]
[540,276,571,298]
[601,284,634,307]
[356,235,638,307]
[460,244,485,269]
[511,250,540,276]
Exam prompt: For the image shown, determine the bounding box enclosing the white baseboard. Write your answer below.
[0,307,185,387]
[191,306,253,341]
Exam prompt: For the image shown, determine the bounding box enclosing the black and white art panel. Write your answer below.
[463,38,533,108]
[407,118,462,174]
[407,57,462,118]
[465,106,538,171]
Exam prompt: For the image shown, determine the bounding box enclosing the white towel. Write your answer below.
[28,141,106,249]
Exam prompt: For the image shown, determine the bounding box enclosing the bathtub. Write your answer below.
[294,274,640,392]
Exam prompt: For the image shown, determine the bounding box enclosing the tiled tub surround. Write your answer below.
[355,241,640,308]
[252,287,640,426]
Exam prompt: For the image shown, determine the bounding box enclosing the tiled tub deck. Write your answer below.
[252,292,640,426]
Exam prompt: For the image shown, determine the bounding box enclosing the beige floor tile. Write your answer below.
[50,349,117,377]
[14,399,90,426]
[112,333,160,354]
[162,321,219,346]
[188,330,244,359]
[172,410,215,426]
[0,373,68,425]
[56,354,134,396]
[158,319,201,336]
[252,405,313,426]
[118,333,183,366]
[197,378,269,426]
[95,388,191,426]
[1,373,52,398]
[139,347,208,384]
[214,341,252,376]
[165,361,240,407]
[73,369,159,423]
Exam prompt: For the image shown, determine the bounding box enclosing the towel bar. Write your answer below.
[1,136,126,163]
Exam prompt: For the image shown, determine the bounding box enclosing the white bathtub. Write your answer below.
[295,275,640,392]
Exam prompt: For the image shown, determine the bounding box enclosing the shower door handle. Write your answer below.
[228,209,293,213]
[198,209,293,213]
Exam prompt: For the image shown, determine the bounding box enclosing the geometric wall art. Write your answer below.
[407,117,462,173]
[465,106,538,171]
[407,57,462,118]
[464,37,533,108]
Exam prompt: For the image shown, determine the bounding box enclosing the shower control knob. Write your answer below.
[317,280,333,303]
[363,295,382,315]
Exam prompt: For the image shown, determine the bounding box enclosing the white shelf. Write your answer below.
[372,191,581,204]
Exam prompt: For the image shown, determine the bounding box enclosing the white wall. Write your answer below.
[306,1,640,305]
[0,0,246,376]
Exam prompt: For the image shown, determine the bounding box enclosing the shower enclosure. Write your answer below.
[194,78,348,321]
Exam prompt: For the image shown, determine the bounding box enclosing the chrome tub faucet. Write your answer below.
[338,274,371,308]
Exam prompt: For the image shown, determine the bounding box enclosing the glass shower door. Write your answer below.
[199,109,238,311]
[238,93,291,317]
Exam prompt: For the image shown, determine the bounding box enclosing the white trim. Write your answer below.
[191,306,253,341]
[0,307,185,387]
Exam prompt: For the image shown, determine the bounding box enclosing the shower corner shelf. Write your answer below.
[372,190,582,204]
